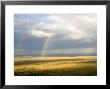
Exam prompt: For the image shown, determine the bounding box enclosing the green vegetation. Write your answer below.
[14,56,97,76]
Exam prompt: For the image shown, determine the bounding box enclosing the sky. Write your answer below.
[14,14,97,56]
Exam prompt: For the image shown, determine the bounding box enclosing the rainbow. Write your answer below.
[41,30,54,56]
[41,36,51,56]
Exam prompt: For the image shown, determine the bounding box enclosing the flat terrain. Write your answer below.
[14,56,97,76]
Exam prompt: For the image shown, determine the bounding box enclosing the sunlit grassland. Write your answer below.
[14,56,97,76]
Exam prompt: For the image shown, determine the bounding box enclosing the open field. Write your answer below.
[14,56,97,76]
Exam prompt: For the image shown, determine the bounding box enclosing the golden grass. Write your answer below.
[14,56,97,76]
[15,56,96,61]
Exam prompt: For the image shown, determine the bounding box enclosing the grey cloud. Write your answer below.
[14,14,97,55]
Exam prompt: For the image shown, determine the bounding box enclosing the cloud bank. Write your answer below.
[14,14,97,56]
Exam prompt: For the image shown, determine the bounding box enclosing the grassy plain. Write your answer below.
[14,56,97,76]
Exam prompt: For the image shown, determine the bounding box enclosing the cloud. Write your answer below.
[28,14,97,42]
[15,14,97,42]
[31,30,52,38]
[47,14,97,42]
[31,22,86,40]
[14,14,97,55]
